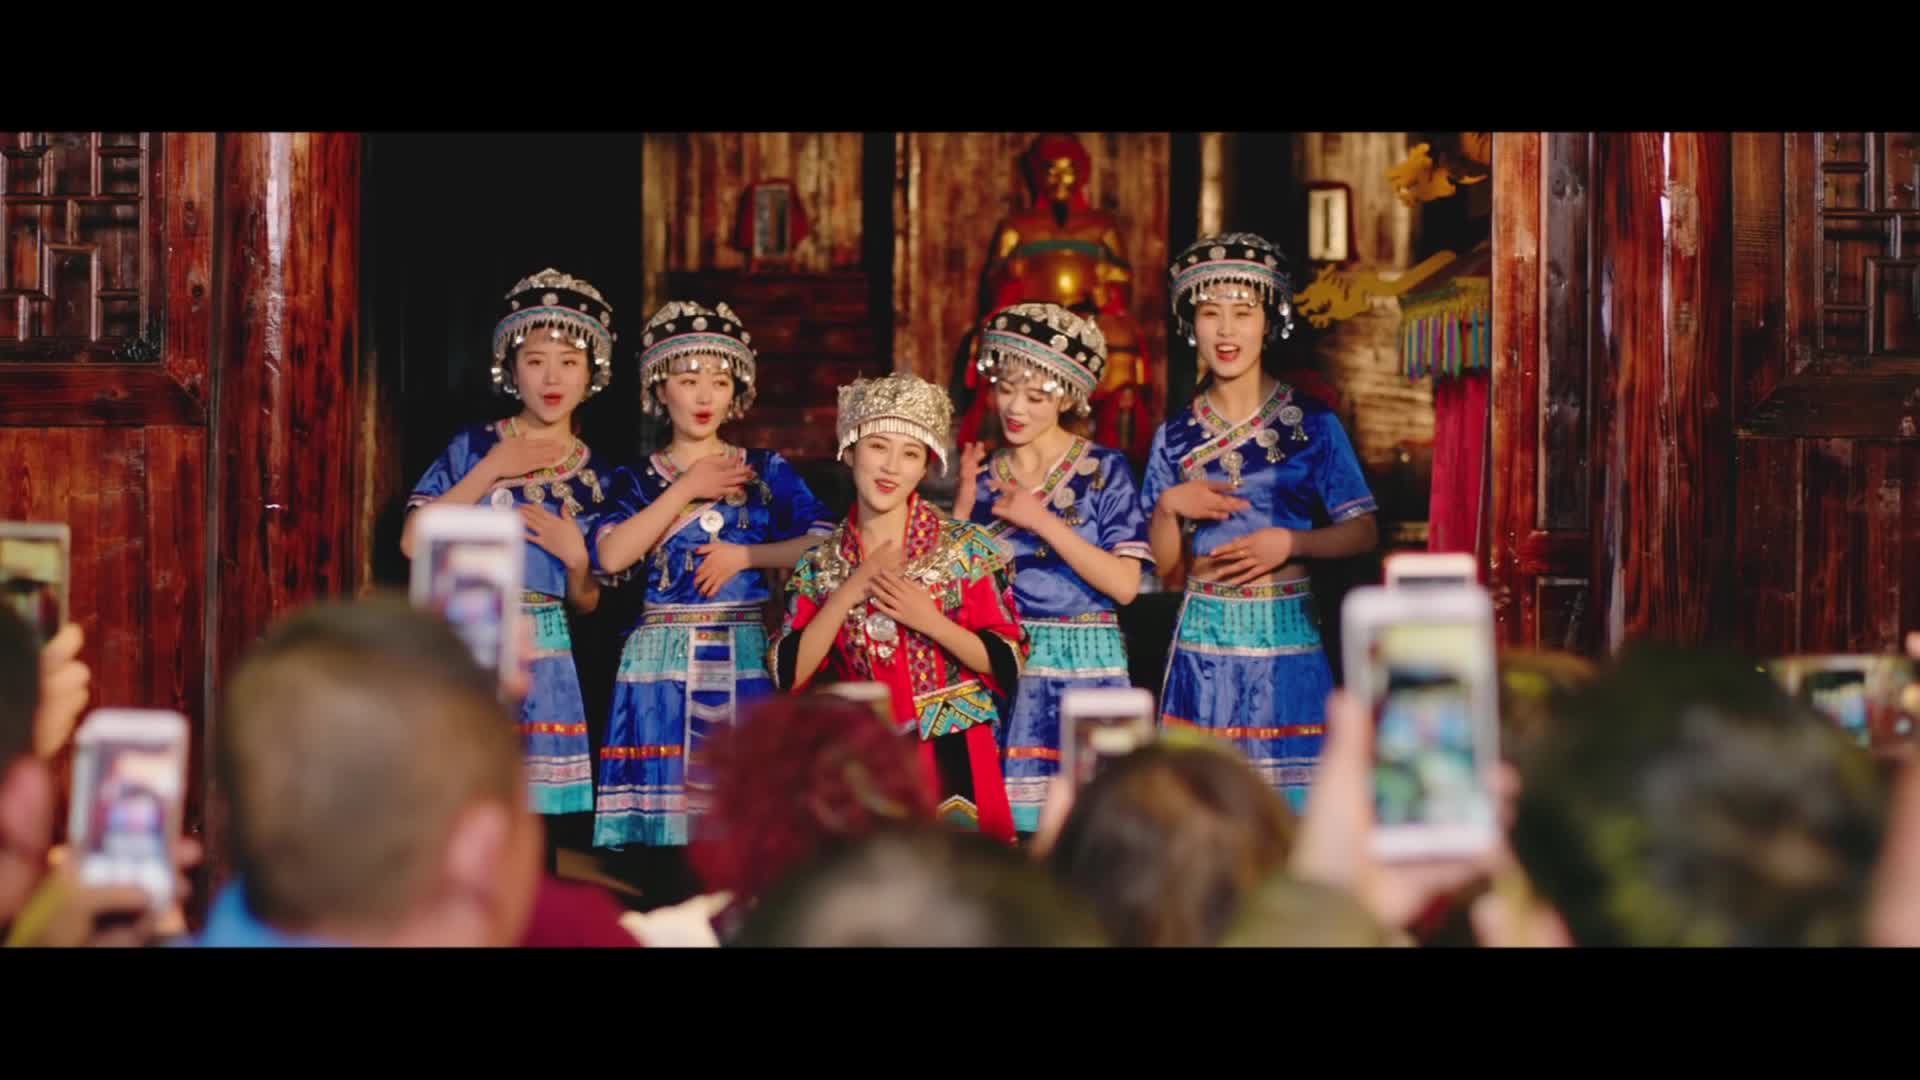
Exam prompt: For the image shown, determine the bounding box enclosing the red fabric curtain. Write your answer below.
[1428,370,1489,559]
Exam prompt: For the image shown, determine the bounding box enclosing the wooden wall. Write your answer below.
[0,132,365,909]
[1495,132,1739,656]
[639,132,1169,466]
[1293,132,1430,473]
[638,134,883,468]
[0,131,216,834]
[1499,130,1920,659]
[0,426,206,725]
[641,133,866,306]
[203,133,364,886]
[1732,132,1920,658]
[1587,133,1736,651]
[1492,133,1599,653]
[892,132,1170,401]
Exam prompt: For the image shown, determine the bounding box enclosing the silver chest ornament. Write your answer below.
[1078,454,1107,492]
[490,488,515,509]
[1256,426,1285,463]
[1221,449,1246,488]
[1051,481,1085,527]
[1278,404,1309,443]
[865,609,900,663]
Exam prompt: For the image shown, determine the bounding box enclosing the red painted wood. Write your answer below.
[1589,133,1735,651]
[205,132,363,892]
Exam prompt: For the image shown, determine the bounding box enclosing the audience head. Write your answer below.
[1219,870,1403,948]
[1049,741,1296,947]
[1505,643,1886,947]
[690,691,936,906]
[217,593,541,947]
[1496,649,1596,767]
[738,826,1102,947]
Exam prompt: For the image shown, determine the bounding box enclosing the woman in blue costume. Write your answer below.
[403,268,615,826]
[587,301,835,849]
[950,301,1153,835]
[1141,234,1379,812]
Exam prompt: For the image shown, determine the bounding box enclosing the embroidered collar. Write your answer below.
[650,442,745,484]
[843,492,944,566]
[991,435,1087,498]
[495,417,589,483]
[651,444,749,551]
[1180,381,1299,476]
[984,436,1090,539]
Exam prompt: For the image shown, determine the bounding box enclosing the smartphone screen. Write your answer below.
[1805,669,1870,748]
[70,716,187,912]
[1368,622,1493,831]
[1063,690,1155,792]
[421,536,515,674]
[0,527,68,646]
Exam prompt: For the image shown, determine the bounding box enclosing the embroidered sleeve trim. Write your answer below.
[1330,496,1379,521]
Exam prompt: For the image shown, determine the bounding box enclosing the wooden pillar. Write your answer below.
[1588,133,1734,651]
[204,132,362,884]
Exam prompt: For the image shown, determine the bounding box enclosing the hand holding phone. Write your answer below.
[1060,687,1156,792]
[1,521,70,647]
[1341,584,1500,861]
[67,709,190,915]
[1290,687,1495,933]
[34,622,90,758]
[409,506,525,677]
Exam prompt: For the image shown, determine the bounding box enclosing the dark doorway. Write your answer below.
[362,132,648,882]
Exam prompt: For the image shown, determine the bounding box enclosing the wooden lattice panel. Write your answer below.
[0,132,159,361]
[1813,132,1920,357]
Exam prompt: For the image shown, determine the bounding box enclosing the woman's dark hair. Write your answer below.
[1048,742,1296,947]
[1510,643,1888,947]
[1496,649,1598,767]
[0,605,41,771]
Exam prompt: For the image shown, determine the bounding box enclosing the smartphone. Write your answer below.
[1341,584,1500,861]
[0,521,71,647]
[1060,687,1156,792]
[409,505,524,676]
[67,709,190,913]
[1765,654,1918,751]
[1383,551,1478,589]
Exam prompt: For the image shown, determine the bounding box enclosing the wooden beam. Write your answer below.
[205,132,362,888]
[1490,131,1543,648]
[1589,133,1736,651]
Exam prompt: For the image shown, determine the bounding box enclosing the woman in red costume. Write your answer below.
[771,373,1027,842]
